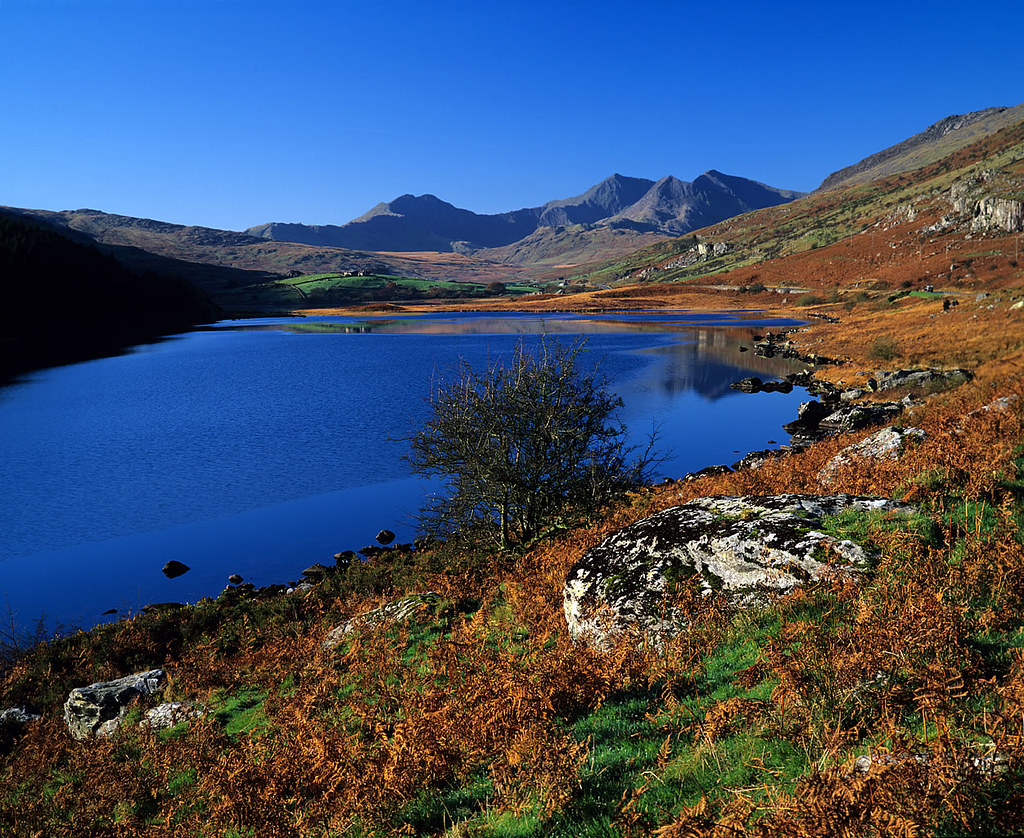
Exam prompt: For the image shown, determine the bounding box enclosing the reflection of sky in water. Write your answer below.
[0,311,807,633]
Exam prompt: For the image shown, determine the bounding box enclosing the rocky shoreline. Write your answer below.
[1,361,987,744]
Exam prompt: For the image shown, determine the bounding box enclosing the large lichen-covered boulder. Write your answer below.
[64,670,167,740]
[564,495,914,650]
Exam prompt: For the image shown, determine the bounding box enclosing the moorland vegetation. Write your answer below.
[2,113,1024,836]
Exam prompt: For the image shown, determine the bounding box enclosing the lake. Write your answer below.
[0,310,808,635]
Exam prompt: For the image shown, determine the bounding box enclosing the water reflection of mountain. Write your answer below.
[228,315,807,401]
[645,328,805,400]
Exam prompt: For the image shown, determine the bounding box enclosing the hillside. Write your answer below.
[818,103,1024,192]
[476,222,668,269]
[0,207,531,308]
[245,171,803,258]
[568,109,1024,292]
[0,212,221,378]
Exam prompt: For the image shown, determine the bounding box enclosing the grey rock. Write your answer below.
[334,550,356,568]
[64,669,167,740]
[872,368,973,392]
[959,394,1020,427]
[730,376,764,393]
[819,426,926,484]
[1,706,41,727]
[324,592,443,648]
[302,562,331,580]
[732,448,787,471]
[683,464,733,481]
[564,495,914,650]
[228,574,244,585]
[0,706,41,750]
[142,602,184,614]
[376,529,396,545]
[818,402,903,434]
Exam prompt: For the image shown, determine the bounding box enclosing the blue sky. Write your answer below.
[2,0,1022,232]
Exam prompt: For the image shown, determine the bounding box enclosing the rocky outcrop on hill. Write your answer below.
[783,400,905,446]
[775,368,971,447]
[323,593,443,648]
[950,172,1024,233]
[870,367,974,392]
[564,495,914,650]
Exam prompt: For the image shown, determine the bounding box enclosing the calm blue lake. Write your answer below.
[0,311,807,634]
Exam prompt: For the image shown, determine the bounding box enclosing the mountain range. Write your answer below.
[3,103,1023,378]
[3,102,1021,312]
[245,171,805,257]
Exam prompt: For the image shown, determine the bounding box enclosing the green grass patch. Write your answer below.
[821,506,942,554]
[213,688,270,740]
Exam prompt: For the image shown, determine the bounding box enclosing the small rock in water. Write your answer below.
[302,563,331,580]
[162,560,190,579]
[228,574,243,585]
[101,608,118,616]
[376,529,396,545]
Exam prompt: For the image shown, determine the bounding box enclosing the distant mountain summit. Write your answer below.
[246,171,803,255]
[817,103,1024,192]
[537,174,656,227]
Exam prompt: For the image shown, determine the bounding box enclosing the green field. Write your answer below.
[217,272,545,312]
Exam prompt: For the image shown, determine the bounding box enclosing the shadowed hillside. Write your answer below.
[0,212,221,378]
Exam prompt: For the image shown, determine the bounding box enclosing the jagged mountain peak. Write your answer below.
[246,170,801,254]
[538,173,656,227]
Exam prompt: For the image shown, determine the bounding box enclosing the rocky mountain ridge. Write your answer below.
[245,170,803,255]
[817,103,1024,192]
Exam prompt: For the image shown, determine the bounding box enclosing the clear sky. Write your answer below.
[2,0,1023,232]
